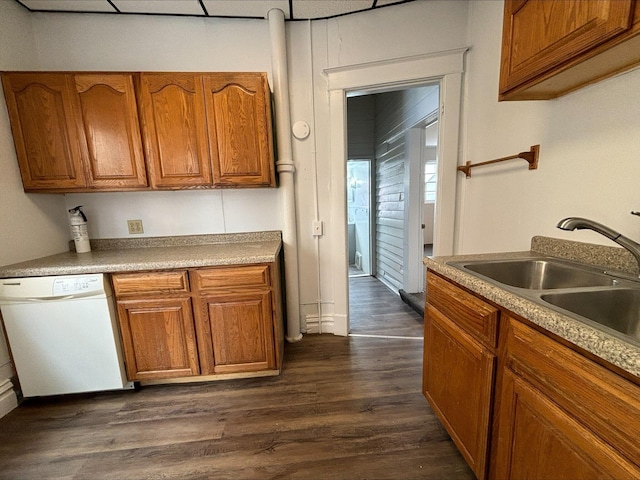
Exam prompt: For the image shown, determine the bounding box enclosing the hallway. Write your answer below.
[349,276,424,338]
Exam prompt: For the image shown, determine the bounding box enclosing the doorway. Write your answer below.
[347,159,372,278]
[324,48,466,336]
[345,84,440,336]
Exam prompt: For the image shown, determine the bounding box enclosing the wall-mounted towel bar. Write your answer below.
[457,144,539,178]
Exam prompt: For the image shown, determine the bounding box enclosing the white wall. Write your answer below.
[0,5,69,266]
[290,1,469,330]
[30,11,282,239]
[17,0,624,337]
[460,1,640,254]
[1,0,636,374]
[0,0,70,418]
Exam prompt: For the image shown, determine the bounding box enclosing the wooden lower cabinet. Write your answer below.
[191,265,276,375]
[424,305,495,479]
[492,317,640,480]
[494,367,638,479]
[112,263,282,383]
[424,273,499,480]
[195,291,275,374]
[116,296,200,380]
[425,270,640,479]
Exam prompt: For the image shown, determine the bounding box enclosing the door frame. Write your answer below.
[325,48,466,335]
[346,157,374,276]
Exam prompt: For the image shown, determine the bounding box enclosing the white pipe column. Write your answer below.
[268,8,302,342]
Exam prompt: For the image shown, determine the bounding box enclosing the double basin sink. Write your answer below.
[448,256,640,346]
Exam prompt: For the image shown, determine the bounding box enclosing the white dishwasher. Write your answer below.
[0,274,134,397]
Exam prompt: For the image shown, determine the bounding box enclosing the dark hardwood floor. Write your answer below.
[349,275,424,338]
[0,279,472,480]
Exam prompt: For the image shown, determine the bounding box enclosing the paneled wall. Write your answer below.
[373,86,439,292]
[347,95,375,159]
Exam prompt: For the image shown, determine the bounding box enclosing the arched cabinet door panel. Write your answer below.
[204,73,275,187]
[1,73,87,191]
[73,74,148,189]
[137,73,212,188]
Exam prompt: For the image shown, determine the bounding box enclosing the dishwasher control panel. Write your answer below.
[0,274,107,301]
[52,275,102,296]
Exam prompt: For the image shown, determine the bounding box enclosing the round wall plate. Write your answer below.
[292,121,310,140]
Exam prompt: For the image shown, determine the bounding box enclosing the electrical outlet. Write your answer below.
[127,219,144,235]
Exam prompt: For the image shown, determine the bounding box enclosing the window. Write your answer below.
[424,161,437,202]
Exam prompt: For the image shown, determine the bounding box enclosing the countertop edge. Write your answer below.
[0,236,282,278]
[424,252,640,379]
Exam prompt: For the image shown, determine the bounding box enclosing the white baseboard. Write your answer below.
[0,379,18,419]
[304,313,348,336]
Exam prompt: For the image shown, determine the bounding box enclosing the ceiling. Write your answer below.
[14,0,418,21]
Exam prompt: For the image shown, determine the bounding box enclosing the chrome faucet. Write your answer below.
[557,216,640,273]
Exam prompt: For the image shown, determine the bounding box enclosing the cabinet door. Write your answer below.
[423,304,495,480]
[493,317,640,478]
[204,73,275,187]
[116,297,200,380]
[72,74,147,189]
[494,368,640,479]
[138,73,212,188]
[500,0,634,95]
[1,73,87,190]
[195,291,275,375]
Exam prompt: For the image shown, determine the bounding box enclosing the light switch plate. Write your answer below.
[312,220,323,237]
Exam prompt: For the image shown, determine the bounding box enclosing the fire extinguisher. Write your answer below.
[68,206,91,253]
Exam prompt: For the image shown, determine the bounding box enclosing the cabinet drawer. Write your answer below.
[112,271,189,296]
[503,317,640,469]
[427,272,499,348]
[191,265,270,292]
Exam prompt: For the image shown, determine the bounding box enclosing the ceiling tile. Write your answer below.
[112,0,205,15]
[293,0,372,19]
[20,0,116,13]
[375,0,409,6]
[201,0,291,19]
[17,0,418,20]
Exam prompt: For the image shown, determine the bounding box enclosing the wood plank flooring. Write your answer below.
[349,275,424,338]
[0,279,473,480]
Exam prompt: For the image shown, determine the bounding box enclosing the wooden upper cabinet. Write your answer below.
[137,73,212,189]
[1,73,87,190]
[138,72,275,189]
[499,0,640,100]
[72,74,147,189]
[204,73,275,187]
[3,71,276,191]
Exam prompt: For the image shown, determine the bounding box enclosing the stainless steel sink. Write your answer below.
[542,289,640,343]
[451,258,616,290]
[447,256,640,346]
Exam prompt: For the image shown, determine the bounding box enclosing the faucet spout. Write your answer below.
[557,217,640,274]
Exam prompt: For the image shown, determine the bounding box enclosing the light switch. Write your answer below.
[312,220,323,237]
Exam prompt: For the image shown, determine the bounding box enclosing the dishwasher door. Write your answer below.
[0,274,133,397]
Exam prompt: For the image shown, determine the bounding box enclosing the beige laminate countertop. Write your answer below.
[0,231,282,278]
[424,236,640,379]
